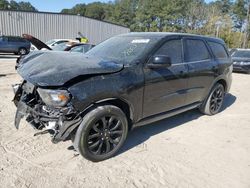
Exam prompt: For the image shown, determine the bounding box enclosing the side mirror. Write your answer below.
[148,55,172,68]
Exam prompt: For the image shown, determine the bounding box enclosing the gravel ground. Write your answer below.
[0,56,250,188]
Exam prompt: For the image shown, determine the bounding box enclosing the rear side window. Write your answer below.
[208,42,228,59]
[155,39,182,64]
[8,37,26,42]
[185,39,210,62]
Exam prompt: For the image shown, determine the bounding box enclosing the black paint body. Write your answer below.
[14,33,233,142]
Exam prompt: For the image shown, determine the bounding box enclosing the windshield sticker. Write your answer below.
[131,39,150,44]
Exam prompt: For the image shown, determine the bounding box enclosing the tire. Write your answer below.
[18,48,28,55]
[199,83,225,115]
[73,105,128,162]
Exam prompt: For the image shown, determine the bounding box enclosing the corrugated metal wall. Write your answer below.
[0,10,130,44]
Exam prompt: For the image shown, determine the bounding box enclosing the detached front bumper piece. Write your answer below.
[12,81,82,143]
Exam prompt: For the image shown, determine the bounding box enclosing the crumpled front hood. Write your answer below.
[17,51,123,87]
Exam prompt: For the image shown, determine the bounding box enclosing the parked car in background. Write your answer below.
[0,35,31,55]
[46,39,79,48]
[23,34,94,53]
[13,32,232,162]
[65,43,95,53]
[231,49,250,74]
[229,48,237,55]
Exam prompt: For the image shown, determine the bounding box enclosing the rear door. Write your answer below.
[143,37,189,117]
[183,38,218,104]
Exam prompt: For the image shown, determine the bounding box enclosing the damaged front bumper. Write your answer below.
[12,81,82,143]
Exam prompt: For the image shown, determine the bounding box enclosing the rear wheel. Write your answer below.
[18,48,28,55]
[200,83,225,115]
[73,105,128,162]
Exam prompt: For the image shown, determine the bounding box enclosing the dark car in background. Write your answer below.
[0,36,31,55]
[13,32,232,162]
[231,49,250,74]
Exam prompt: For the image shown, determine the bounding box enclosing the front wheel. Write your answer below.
[73,105,128,162]
[199,83,225,115]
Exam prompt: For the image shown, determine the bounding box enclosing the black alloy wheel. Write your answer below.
[209,85,224,114]
[199,83,225,115]
[87,115,123,155]
[73,105,128,162]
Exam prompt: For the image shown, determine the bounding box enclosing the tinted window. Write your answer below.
[208,42,228,58]
[232,50,250,58]
[8,37,23,42]
[185,39,210,62]
[155,39,182,64]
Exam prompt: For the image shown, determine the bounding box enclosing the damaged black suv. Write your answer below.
[13,33,232,161]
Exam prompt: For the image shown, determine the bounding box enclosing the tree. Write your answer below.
[17,1,37,11]
[61,3,86,16]
[233,0,247,30]
[59,0,250,48]
[85,2,106,20]
[0,0,37,11]
[0,0,9,9]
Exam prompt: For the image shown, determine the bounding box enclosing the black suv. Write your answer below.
[13,33,232,161]
[0,36,30,55]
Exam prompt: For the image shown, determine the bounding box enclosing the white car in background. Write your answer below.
[46,39,79,48]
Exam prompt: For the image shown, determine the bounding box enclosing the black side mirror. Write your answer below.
[148,55,172,68]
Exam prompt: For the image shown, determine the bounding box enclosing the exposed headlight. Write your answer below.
[37,88,71,107]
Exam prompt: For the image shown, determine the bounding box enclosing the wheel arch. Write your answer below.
[79,97,134,131]
[211,76,229,93]
[217,79,227,92]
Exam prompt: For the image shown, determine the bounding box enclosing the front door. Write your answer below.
[143,38,189,118]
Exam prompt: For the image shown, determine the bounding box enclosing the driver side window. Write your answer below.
[155,39,183,64]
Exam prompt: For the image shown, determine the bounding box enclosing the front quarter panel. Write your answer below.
[68,63,144,122]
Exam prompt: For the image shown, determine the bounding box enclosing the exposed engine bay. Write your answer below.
[13,81,82,143]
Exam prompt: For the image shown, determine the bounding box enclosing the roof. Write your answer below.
[119,32,225,43]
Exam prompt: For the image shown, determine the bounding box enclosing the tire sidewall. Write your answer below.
[204,83,225,115]
[74,105,128,162]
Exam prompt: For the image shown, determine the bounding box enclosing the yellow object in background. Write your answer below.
[80,37,89,43]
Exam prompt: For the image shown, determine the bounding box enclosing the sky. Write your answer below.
[15,0,215,13]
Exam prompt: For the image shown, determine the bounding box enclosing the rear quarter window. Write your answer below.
[208,42,228,59]
[185,39,210,62]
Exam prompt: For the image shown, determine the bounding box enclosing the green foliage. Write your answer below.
[0,0,37,11]
[58,0,250,48]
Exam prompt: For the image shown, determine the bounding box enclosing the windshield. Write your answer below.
[86,36,162,63]
[46,39,56,45]
[232,50,250,58]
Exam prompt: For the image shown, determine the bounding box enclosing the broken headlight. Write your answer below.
[37,88,71,107]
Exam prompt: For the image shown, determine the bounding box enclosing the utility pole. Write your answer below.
[243,2,250,48]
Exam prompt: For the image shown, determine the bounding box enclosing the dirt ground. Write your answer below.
[0,55,250,188]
